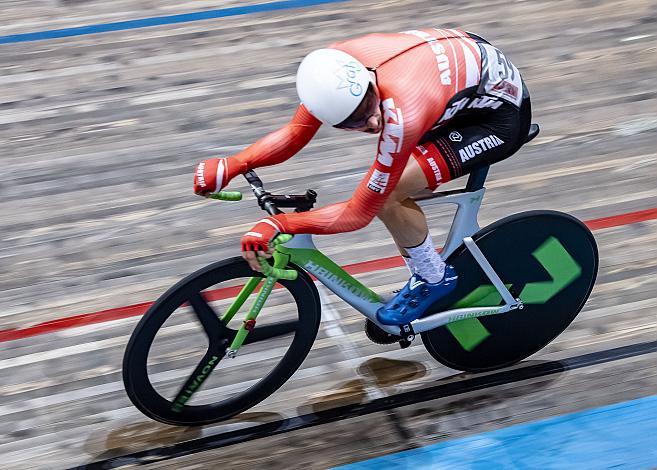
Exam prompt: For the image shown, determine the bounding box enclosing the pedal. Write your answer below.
[398,324,415,349]
[399,338,412,349]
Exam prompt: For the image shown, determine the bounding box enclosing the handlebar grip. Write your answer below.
[256,234,297,280]
[273,234,293,245]
[208,191,243,201]
[257,258,298,281]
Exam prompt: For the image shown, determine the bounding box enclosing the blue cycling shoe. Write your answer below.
[376,265,458,326]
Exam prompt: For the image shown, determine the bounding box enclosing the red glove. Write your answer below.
[193,158,230,195]
[241,218,282,254]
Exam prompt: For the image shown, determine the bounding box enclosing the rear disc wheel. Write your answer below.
[421,211,598,372]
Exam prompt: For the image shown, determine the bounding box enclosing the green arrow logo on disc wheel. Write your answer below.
[446,236,582,351]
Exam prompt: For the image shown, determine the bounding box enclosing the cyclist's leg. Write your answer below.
[379,98,529,262]
[376,96,531,324]
[378,97,530,252]
[377,155,451,286]
[376,156,457,325]
[377,157,431,254]
[376,102,523,256]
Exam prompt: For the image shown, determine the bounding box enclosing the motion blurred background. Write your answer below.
[1,0,656,468]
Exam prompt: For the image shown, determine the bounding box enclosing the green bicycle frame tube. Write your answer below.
[228,276,277,350]
[227,250,291,352]
[220,277,262,324]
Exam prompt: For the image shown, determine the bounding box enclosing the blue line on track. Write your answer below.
[335,394,657,469]
[0,0,348,45]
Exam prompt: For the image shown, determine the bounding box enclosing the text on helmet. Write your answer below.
[336,60,365,97]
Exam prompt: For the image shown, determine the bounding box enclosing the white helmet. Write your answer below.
[296,48,372,126]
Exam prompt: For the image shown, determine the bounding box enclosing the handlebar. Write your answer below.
[244,170,282,216]
[208,170,317,216]
[257,234,297,280]
[243,170,264,188]
[207,171,316,280]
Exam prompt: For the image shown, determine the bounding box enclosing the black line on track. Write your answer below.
[77,340,657,469]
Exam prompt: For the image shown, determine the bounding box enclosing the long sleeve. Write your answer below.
[270,39,451,236]
[225,104,322,178]
[271,95,427,235]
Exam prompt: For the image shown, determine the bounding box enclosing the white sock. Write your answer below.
[405,235,445,283]
[402,255,416,276]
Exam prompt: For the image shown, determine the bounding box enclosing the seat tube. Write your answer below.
[439,188,485,257]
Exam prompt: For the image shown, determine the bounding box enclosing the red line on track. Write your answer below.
[585,207,657,231]
[1,206,656,343]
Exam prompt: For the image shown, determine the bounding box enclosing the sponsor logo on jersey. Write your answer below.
[491,80,519,101]
[439,97,469,123]
[440,96,504,124]
[367,169,390,193]
[402,30,452,86]
[377,98,404,166]
[449,131,463,142]
[458,135,505,162]
[335,60,365,97]
[468,96,503,110]
[427,157,442,183]
[196,161,207,188]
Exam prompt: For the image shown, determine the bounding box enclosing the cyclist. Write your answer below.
[193,28,532,327]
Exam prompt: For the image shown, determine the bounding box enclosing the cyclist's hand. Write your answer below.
[193,158,229,196]
[241,218,281,272]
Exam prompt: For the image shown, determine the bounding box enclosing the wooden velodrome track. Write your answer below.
[1,0,656,468]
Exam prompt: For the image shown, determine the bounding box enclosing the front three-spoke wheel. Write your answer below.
[122,257,321,426]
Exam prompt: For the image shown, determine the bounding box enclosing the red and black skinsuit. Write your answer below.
[212,28,531,239]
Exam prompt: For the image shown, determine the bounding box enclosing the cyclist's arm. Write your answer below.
[226,105,321,177]
[264,43,448,236]
[270,96,428,235]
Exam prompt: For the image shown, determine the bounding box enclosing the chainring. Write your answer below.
[364,319,401,345]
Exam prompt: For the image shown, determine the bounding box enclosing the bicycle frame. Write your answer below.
[275,187,522,336]
[221,186,522,354]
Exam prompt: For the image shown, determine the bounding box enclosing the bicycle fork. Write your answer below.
[224,275,276,358]
[223,237,297,358]
[170,245,296,412]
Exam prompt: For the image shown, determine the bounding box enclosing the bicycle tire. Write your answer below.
[421,210,598,372]
[122,256,321,426]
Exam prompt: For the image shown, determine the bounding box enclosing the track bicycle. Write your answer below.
[123,123,599,425]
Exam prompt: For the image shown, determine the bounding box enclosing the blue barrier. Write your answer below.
[0,0,348,44]
[337,394,657,469]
